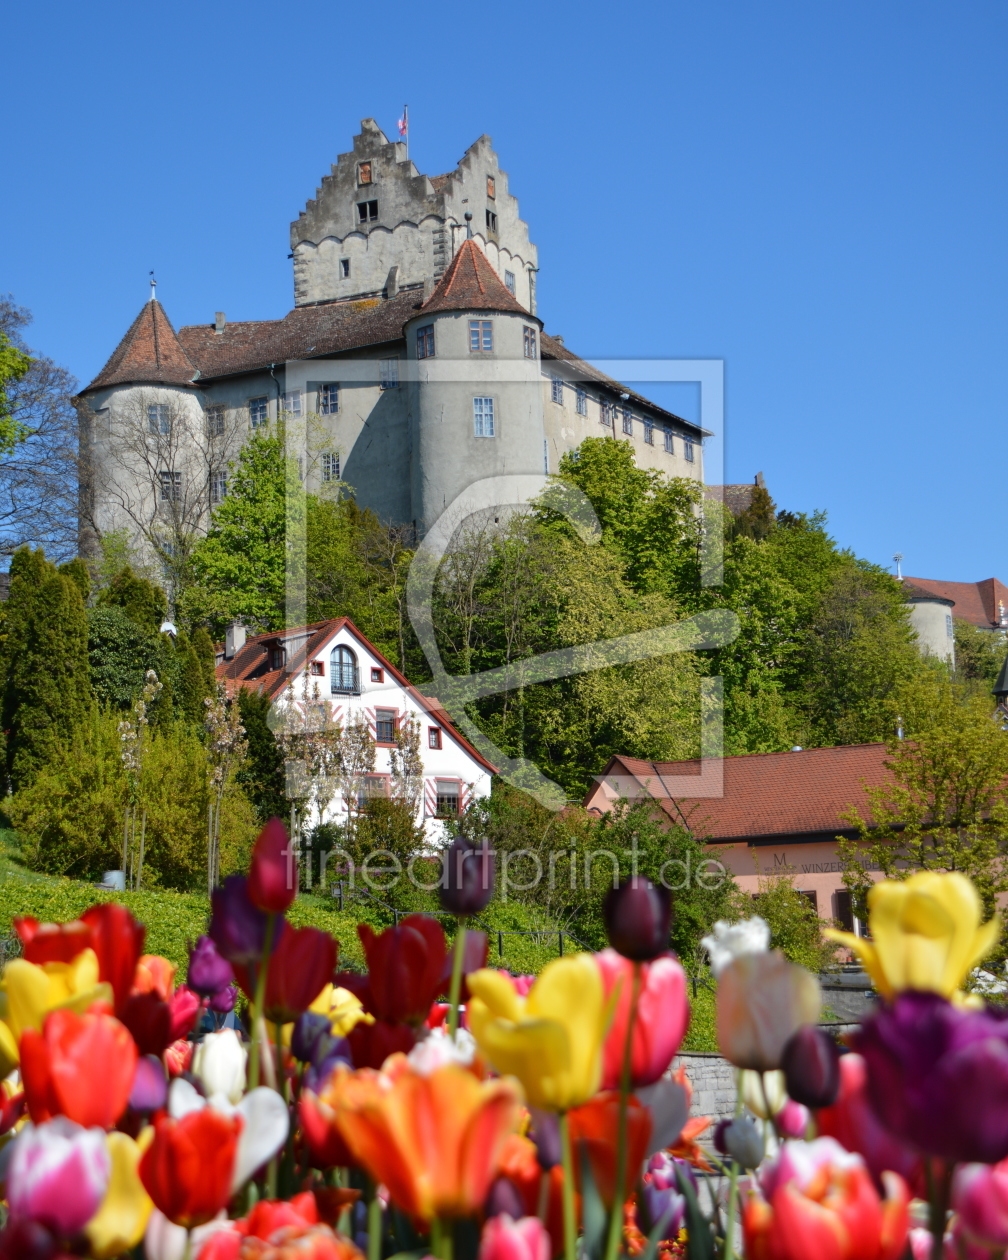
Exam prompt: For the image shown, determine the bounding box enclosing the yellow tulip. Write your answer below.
[85,1130,154,1259]
[825,872,1000,1000]
[0,949,113,1074]
[467,954,611,1111]
[266,983,373,1049]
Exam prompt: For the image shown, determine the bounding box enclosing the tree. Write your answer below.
[191,626,217,693]
[1,548,94,791]
[87,606,177,711]
[204,683,248,892]
[0,297,80,561]
[117,669,162,888]
[175,631,211,725]
[954,620,1006,691]
[389,713,424,819]
[96,566,168,633]
[58,558,91,605]
[236,688,287,822]
[751,865,839,973]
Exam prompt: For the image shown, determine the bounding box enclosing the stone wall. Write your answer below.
[673,1051,738,1122]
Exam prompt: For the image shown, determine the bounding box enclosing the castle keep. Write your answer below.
[77,121,707,572]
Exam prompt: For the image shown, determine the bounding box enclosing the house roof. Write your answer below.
[88,300,198,390]
[216,616,498,775]
[585,744,894,841]
[902,576,1008,629]
[902,579,955,607]
[418,238,530,317]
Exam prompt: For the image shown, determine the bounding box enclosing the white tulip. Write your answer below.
[191,1030,247,1105]
[407,1027,476,1076]
[701,916,771,978]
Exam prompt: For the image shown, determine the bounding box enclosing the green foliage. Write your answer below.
[87,608,176,711]
[58,558,91,605]
[751,863,839,973]
[96,566,168,634]
[0,331,31,455]
[730,484,777,542]
[955,619,1007,690]
[1,549,93,791]
[174,631,210,725]
[191,627,217,693]
[236,688,286,821]
[183,430,289,635]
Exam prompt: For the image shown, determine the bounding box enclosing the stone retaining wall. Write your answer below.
[672,1052,737,1121]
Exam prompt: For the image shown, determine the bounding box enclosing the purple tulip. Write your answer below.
[639,1181,686,1239]
[781,1024,841,1109]
[209,983,237,1014]
[852,990,1008,1163]
[128,1054,168,1113]
[292,1012,334,1065]
[439,838,494,915]
[602,877,671,961]
[484,1176,526,1220]
[208,875,278,965]
[7,1118,110,1237]
[302,1041,353,1094]
[187,935,235,998]
[529,1107,562,1170]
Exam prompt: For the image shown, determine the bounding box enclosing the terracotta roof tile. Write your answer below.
[88,301,198,390]
[419,239,530,317]
[903,576,1008,629]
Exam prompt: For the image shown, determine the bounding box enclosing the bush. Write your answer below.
[751,865,839,974]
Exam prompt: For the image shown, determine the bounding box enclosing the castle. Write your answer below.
[76,120,707,579]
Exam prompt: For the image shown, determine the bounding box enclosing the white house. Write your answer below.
[216,617,495,842]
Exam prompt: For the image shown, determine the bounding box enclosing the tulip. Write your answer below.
[743,1137,910,1260]
[951,1160,1008,1254]
[303,1042,353,1095]
[248,817,297,914]
[192,1029,247,1105]
[7,1117,111,1236]
[529,1109,562,1171]
[145,1211,241,1260]
[826,871,1000,1001]
[81,903,146,1015]
[235,923,337,1024]
[781,1023,841,1109]
[85,1131,154,1259]
[0,949,112,1075]
[132,955,176,1002]
[738,1068,788,1120]
[140,1106,241,1228]
[13,916,92,966]
[816,1052,925,1196]
[467,954,611,1111]
[312,984,372,1038]
[209,875,276,966]
[21,1007,137,1129]
[210,983,238,1015]
[777,1098,811,1139]
[602,878,671,962]
[164,1039,193,1077]
[130,1055,168,1113]
[406,1026,477,1076]
[595,949,688,1089]
[567,1091,652,1207]
[713,1115,764,1169]
[188,935,236,999]
[353,916,449,1025]
[169,984,202,1040]
[853,989,1008,1164]
[700,916,770,978]
[715,950,821,1071]
[633,1078,689,1156]
[120,992,172,1056]
[440,838,495,915]
[331,1058,522,1219]
[299,1084,357,1170]
[292,1012,334,1065]
[479,1215,550,1260]
[347,1018,416,1070]
[485,1178,527,1221]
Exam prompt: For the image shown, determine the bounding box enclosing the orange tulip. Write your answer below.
[132,956,176,1002]
[330,1055,521,1220]
[567,1092,652,1209]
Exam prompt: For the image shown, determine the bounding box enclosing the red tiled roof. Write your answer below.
[419,239,530,317]
[585,745,894,840]
[902,576,1008,630]
[88,301,197,390]
[429,173,453,192]
[216,617,497,775]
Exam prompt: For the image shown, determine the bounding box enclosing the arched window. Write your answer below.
[330,645,359,695]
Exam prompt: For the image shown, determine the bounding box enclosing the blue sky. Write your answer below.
[3,1,1005,581]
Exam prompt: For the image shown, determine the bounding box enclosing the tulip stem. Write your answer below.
[926,1159,951,1260]
[559,1111,577,1260]
[447,914,468,1039]
[722,1160,740,1260]
[248,912,276,1091]
[603,963,641,1260]
[367,1191,382,1260]
[431,1217,453,1260]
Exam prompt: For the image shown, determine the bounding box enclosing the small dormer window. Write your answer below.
[357,200,378,223]
[270,646,286,670]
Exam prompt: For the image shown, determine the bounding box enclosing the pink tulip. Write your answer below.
[596,949,688,1089]
[953,1160,1008,1251]
[478,1215,550,1260]
[776,1098,810,1139]
[7,1117,110,1236]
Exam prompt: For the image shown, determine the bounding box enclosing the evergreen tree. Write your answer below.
[236,688,286,821]
[87,607,175,710]
[2,548,94,790]
[96,566,168,634]
[174,631,209,726]
[191,626,218,693]
[58,557,91,605]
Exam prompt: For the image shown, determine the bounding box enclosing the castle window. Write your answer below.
[375,708,396,744]
[551,376,564,406]
[576,389,587,416]
[210,471,227,503]
[622,409,633,436]
[663,429,674,454]
[683,436,695,462]
[473,397,495,437]
[946,614,954,638]
[644,419,654,445]
[523,326,537,359]
[357,161,373,186]
[206,405,225,437]
[469,320,493,353]
[249,397,269,428]
[148,404,170,436]
[486,209,498,233]
[330,645,360,695]
[357,200,378,223]
[600,402,612,427]
[159,470,182,502]
[487,176,496,199]
[505,270,516,295]
[340,258,351,278]
[417,325,435,359]
[321,453,340,483]
[283,390,302,418]
[428,726,442,750]
[319,383,339,415]
[379,358,399,389]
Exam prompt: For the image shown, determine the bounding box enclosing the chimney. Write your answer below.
[215,312,226,334]
[384,266,399,299]
[422,276,435,303]
[224,622,246,660]
[755,471,765,488]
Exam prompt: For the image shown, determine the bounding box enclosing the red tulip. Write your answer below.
[80,904,145,1015]
[743,1137,910,1260]
[21,1008,137,1129]
[169,984,202,1040]
[139,1107,240,1228]
[355,916,448,1024]
[164,1039,193,1077]
[595,949,689,1089]
[248,817,298,914]
[567,1092,653,1208]
[347,1018,416,1069]
[298,1089,356,1169]
[233,923,337,1024]
[13,916,92,965]
[120,992,172,1056]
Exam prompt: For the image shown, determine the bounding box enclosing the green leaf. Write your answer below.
[674,1165,714,1260]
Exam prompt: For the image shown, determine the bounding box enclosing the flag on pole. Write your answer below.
[398,106,408,138]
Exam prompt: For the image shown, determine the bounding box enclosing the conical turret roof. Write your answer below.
[419,238,532,318]
[84,300,197,391]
